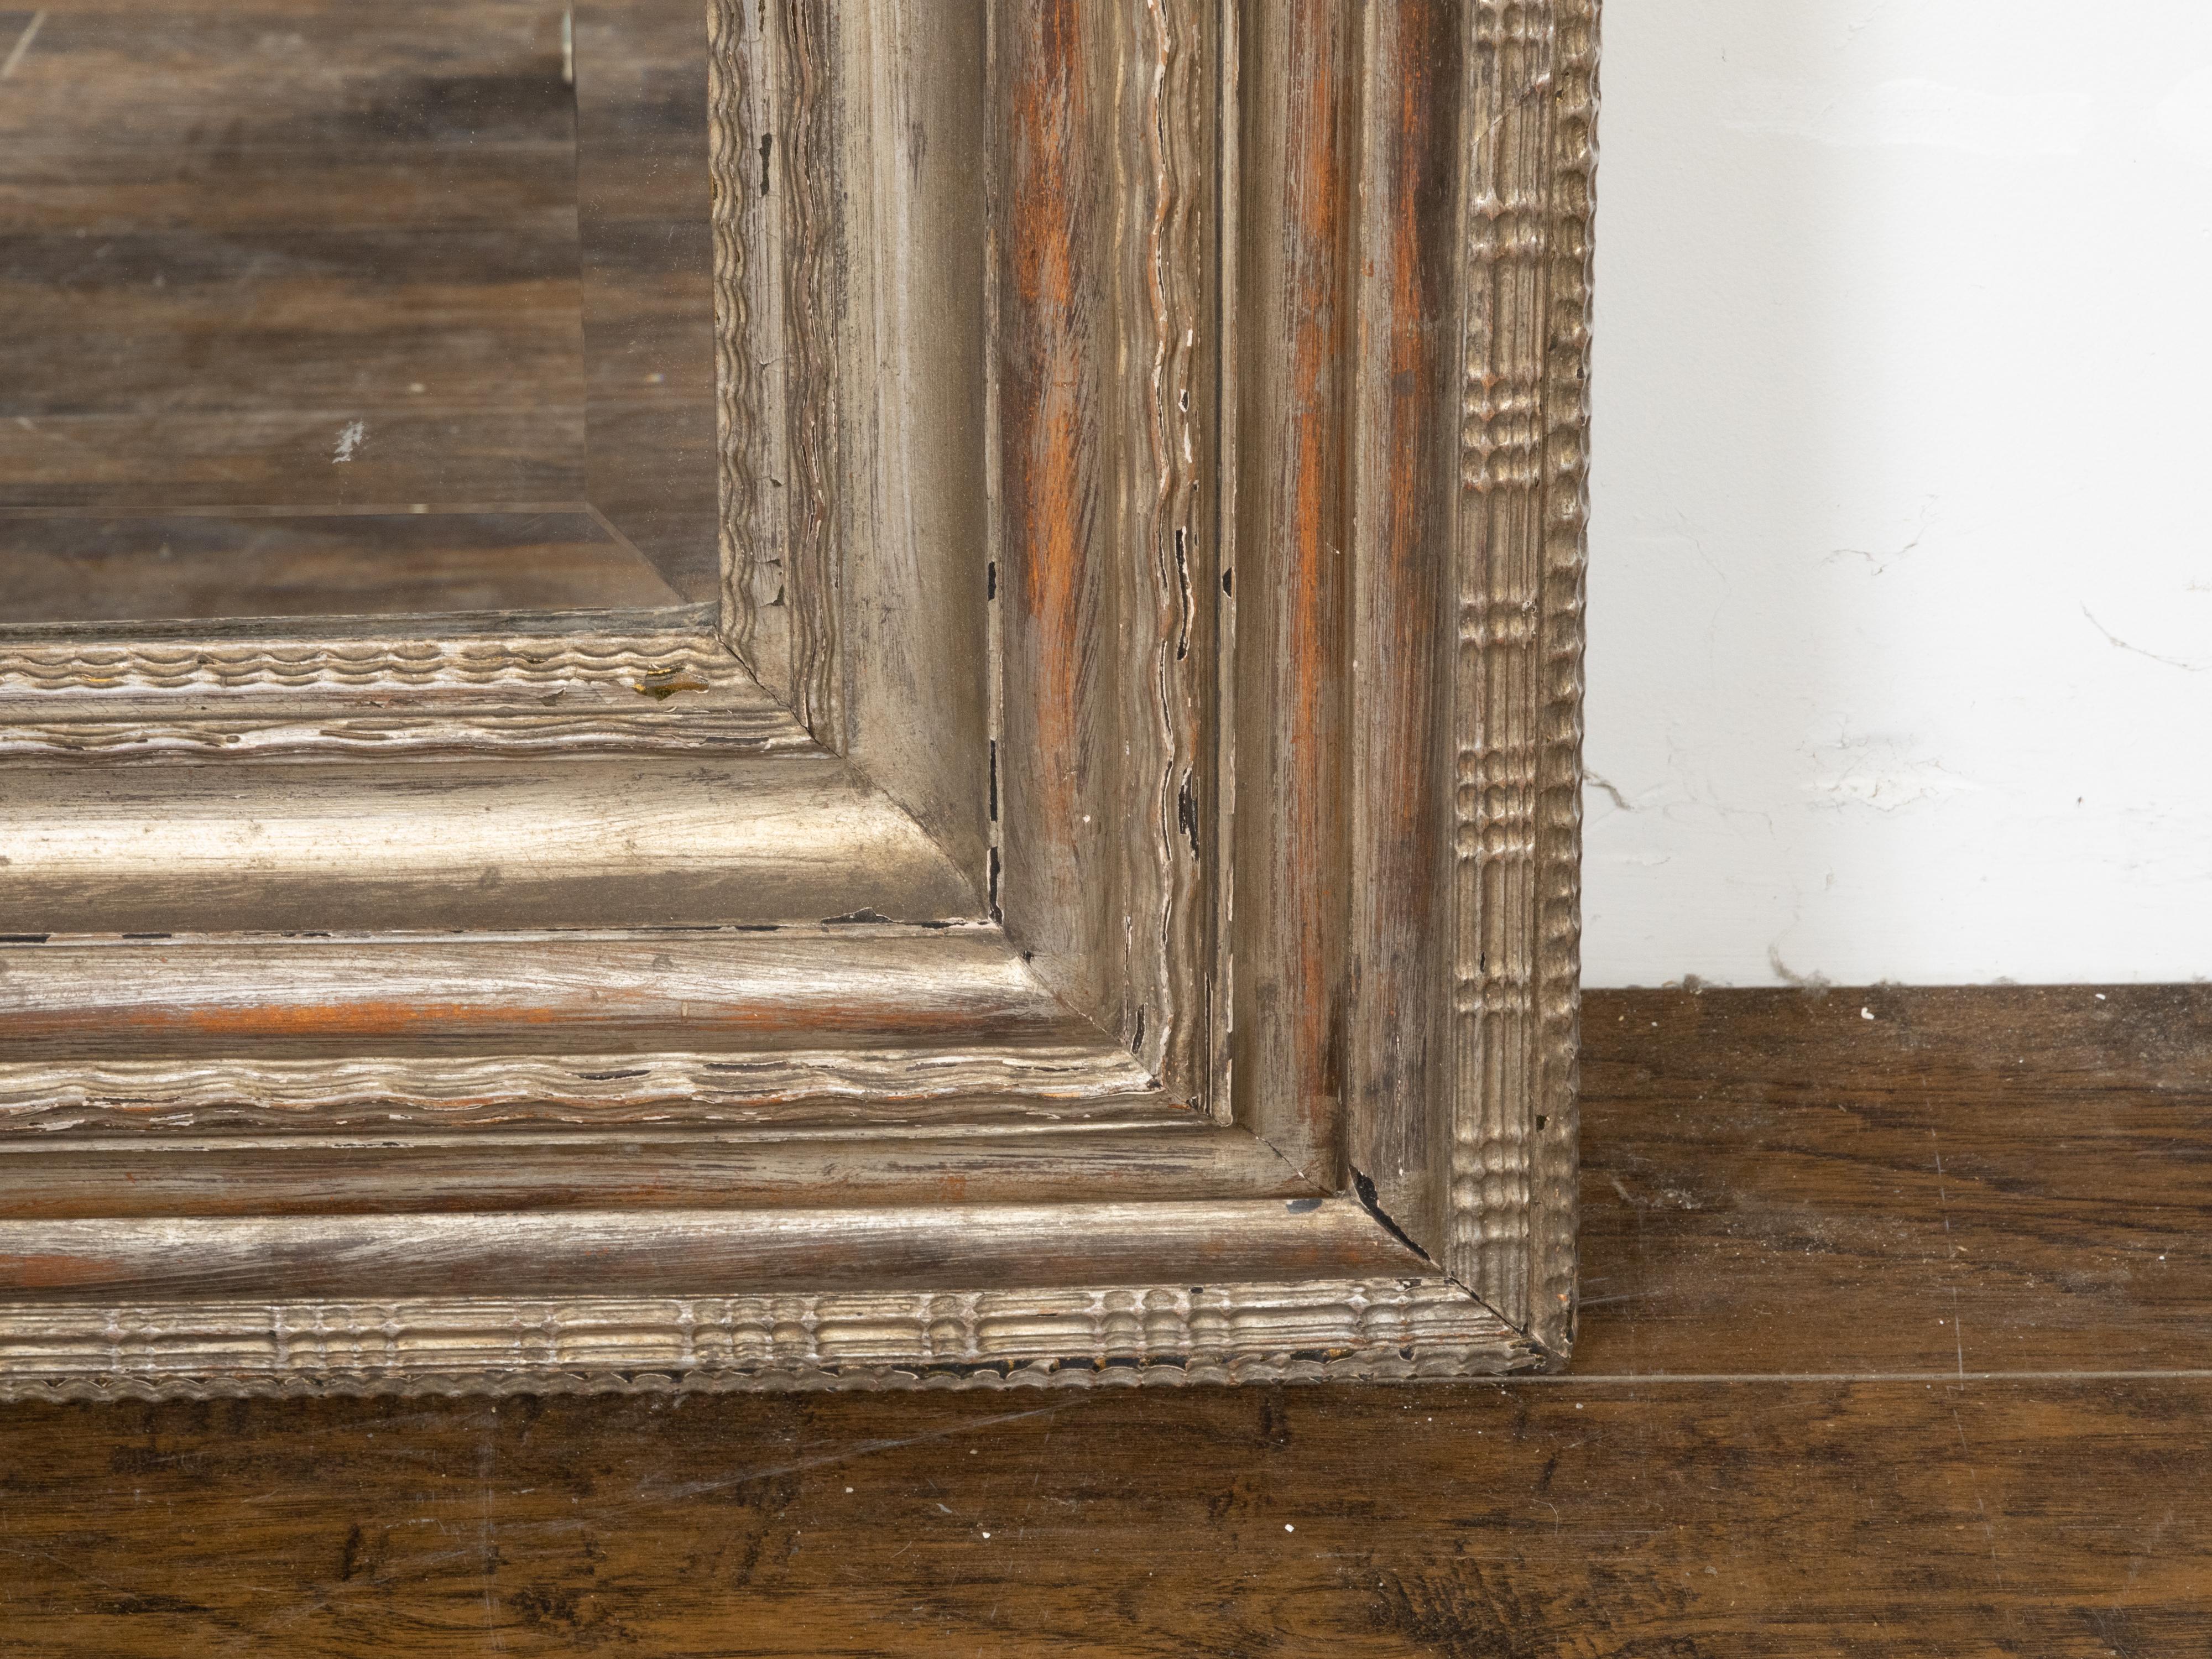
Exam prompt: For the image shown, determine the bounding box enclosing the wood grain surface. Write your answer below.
[1228,0,1357,1186]
[2,984,2204,1655]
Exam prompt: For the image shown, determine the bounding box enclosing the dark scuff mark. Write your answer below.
[1221,567,1232,596]
[91,1594,213,1618]
[1283,1197,1322,1214]
[1173,528,1191,659]
[821,907,893,926]
[759,132,773,196]
[987,847,1002,924]
[985,559,997,601]
[988,740,999,822]
[1131,1005,1146,1055]
[1176,769,1199,857]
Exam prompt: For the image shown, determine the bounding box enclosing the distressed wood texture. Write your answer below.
[0,757,982,935]
[0,931,1161,1131]
[0,0,1599,1395]
[0,988,2206,1655]
[994,0,1216,1094]
[716,0,997,866]
[0,1197,1431,1309]
[1230,0,1358,1186]
[1444,0,1596,1354]
[1345,0,1463,1296]
[1245,0,1595,1368]
[0,1123,1311,1218]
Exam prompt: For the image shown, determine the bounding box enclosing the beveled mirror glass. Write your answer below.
[1,0,718,627]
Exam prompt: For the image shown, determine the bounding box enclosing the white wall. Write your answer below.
[1583,0,2212,986]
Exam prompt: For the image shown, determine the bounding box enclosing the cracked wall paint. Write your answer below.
[1584,0,2212,986]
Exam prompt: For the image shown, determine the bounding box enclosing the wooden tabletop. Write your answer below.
[3,984,2205,1655]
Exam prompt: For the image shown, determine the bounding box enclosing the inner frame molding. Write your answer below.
[0,0,1597,1397]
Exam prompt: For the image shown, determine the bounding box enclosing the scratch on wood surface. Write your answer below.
[637,1403,1085,1499]
[0,11,44,81]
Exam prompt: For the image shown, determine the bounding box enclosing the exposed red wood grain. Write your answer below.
[1233,0,1355,1182]
[1347,0,1463,1258]
[1008,29,1094,835]
[994,1,1128,1047]
[0,935,1100,1062]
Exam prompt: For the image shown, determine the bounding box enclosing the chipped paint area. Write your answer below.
[331,420,367,463]
[1802,737,1972,813]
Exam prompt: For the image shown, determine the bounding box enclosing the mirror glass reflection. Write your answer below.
[0,1,718,627]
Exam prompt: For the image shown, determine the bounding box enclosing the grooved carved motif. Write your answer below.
[1126,0,1212,1092]
[0,1279,1540,1401]
[0,629,728,695]
[0,1045,1155,1133]
[1452,0,1595,1352]
[778,1,841,742]
[707,0,760,667]
[0,705,815,761]
[0,629,808,757]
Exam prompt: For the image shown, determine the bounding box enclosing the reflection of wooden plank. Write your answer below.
[0,2,579,152]
[0,409,591,511]
[0,0,721,621]
[0,1,585,500]
[574,0,719,603]
[0,510,685,622]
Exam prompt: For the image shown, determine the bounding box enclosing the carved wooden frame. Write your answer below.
[0,0,1595,1399]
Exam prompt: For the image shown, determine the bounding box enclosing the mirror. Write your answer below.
[0,1,720,628]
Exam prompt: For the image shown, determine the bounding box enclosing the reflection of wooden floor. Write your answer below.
[3,986,2205,1650]
[0,509,686,623]
[0,1,717,625]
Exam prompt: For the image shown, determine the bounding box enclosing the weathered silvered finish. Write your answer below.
[0,0,1597,1397]
[1450,0,1596,1357]
[0,1278,1539,1403]
[992,0,1215,1095]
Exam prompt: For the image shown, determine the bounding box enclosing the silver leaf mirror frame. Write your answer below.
[0,0,1594,1398]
